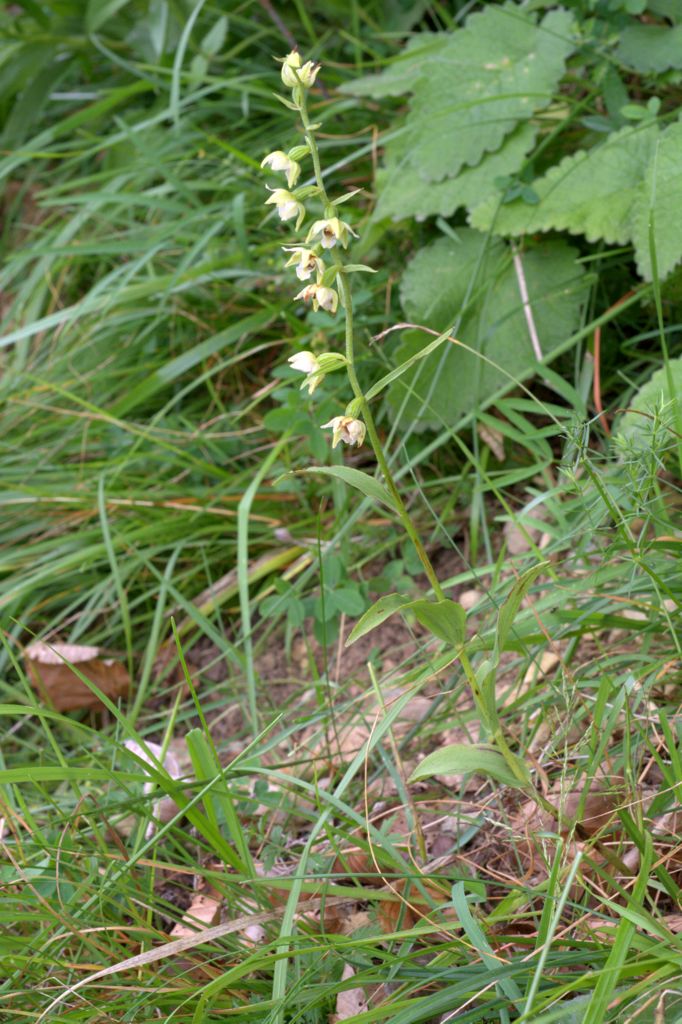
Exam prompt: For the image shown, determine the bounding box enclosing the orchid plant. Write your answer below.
[260,51,547,797]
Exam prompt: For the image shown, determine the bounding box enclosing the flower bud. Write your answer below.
[288,351,325,394]
[279,51,320,90]
[345,397,364,419]
[288,351,319,374]
[280,51,301,88]
[321,416,366,448]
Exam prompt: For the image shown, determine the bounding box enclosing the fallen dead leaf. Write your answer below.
[503,503,548,555]
[458,589,484,612]
[25,641,130,711]
[478,422,505,461]
[123,739,185,839]
[170,890,221,938]
[522,650,561,687]
[331,964,368,1022]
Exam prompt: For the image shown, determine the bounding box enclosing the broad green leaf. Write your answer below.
[616,24,682,72]
[339,33,448,98]
[409,743,526,788]
[471,120,682,282]
[201,15,228,56]
[374,122,537,222]
[387,231,588,431]
[295,466,396,511]
[349,6,573,183]
[332,587,366,616]
[616,354,682,449]
[633,122,682,281]
[345,593,409,645]
[408,598,466,646]
[86,0,132,31]
[470,122,659,245]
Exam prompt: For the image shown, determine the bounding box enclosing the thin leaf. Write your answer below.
[452,881,524,1011]
[365,323,454,401]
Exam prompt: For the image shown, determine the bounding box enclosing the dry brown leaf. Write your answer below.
[522,650,561,686]
[503,504,548,555]
[331,964,368,1022]
[458,589,484,612]
[170,891,221,938]
[25,641,130,711]
[123,739,185,839]
[478,422,505,461]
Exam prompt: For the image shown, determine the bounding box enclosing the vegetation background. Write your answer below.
[0,1,680,1022]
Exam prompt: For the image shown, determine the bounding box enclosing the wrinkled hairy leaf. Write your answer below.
[633,122,682,281]
[616,353,682,449]
[409,743,526,788]
[293,466,396,511]
[374,122,537,223]
[345,5,574,183]
[470,122,659,245]
[408,599,466,646]
[339,32,448,98]
[471,120,682,282]
[387,231,588,431]
[616,23,682,73]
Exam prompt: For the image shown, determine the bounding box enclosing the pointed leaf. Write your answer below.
[365,323,454,401]
[451,882,524,1009]
[495,561,549,658]
[294,466,396,511]
[409,743,526,788]
[201,15,227,57]
[407,598,466,646]
[346,593,409,646]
